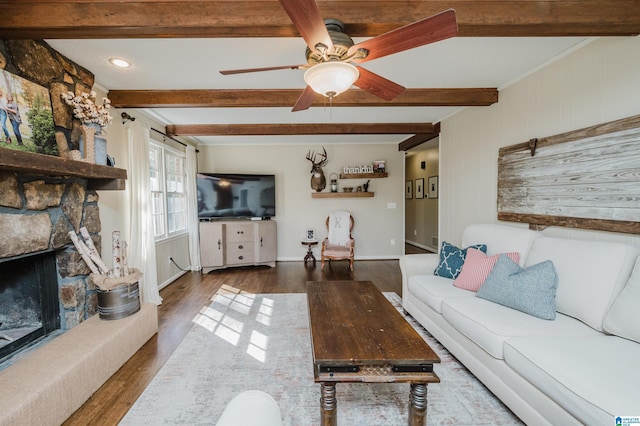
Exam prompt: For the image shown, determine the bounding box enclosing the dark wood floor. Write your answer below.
[63,258,404,425]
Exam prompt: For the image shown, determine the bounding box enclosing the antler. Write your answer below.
[306,147,329,167]
[318,146,328,167]
[306,149,316,164]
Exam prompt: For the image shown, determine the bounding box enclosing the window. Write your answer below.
[149,142,187,239]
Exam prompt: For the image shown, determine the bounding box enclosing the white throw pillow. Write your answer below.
[603,257,640,344]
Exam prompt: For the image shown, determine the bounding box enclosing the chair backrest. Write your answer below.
[325,213,354,231]
[326,211,354,245]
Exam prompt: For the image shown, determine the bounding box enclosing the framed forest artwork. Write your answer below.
[0,69,56,155]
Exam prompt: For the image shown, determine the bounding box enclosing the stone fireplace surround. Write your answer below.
[0,38,107,355]
[0,170,101,335]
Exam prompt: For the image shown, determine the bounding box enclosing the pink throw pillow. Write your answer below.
[453,248,521,292]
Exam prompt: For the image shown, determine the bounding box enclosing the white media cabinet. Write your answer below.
[200,219,277,273]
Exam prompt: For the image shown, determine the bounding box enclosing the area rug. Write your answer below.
[120,285,522,425]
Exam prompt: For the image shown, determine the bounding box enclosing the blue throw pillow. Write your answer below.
[477,255,558,320]
[433,241,487,279]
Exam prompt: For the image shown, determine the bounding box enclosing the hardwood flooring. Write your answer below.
[63,259,403,425]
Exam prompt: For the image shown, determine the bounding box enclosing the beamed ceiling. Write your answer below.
[5,1,640,147]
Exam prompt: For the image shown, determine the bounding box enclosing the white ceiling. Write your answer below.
[46,36,591,146]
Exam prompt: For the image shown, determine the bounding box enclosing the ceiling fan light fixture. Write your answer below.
[304,62,359,98]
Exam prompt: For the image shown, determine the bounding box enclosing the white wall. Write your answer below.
[440,36,640,248]
[198,143,405,260]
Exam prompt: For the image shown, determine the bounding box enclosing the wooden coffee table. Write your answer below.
[306,280,440,426]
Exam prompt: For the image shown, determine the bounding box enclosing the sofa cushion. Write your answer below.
[453,249,521,292]
[434,241,487,279]
[462,223,541,267]
[504,335,640,425]
[603,257,640,343]
[526,237,639,331]
[476,256,558,320]
[441,297,600,359]
[408,275,475,314]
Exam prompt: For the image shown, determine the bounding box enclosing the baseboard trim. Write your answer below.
[159,270,188,290]
[405,240,437,253]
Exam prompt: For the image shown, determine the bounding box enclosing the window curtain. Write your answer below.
[185,145,201,271]
[126,121,162,305]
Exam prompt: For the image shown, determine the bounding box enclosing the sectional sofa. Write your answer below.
[400,223,640,425]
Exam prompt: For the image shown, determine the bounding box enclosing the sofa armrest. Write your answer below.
[399,253,439,300]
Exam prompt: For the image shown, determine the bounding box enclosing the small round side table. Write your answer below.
[301,240,318,266]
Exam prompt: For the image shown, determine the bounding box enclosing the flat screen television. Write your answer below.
[197,173,276,219]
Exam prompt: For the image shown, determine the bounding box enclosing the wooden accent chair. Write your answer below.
[321,211,355,271]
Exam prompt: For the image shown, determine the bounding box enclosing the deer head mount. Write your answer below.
[306,147,328,192]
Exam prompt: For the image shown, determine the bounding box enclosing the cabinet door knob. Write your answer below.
[238,255,244,260]
[238,245,243,249]
[217,239,221,249]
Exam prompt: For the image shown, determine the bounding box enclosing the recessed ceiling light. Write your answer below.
[109,58,131,68]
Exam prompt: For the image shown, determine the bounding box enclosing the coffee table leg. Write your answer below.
[408,382,428,426]
[320,382,337,426]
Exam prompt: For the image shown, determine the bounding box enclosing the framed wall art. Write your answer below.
[415,178,424,199]
[405,180,413,199]
[428,176,439,199]
[0,69,56,155]
[306,228,316,241]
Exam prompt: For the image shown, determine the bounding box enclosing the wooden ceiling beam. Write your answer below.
[3,1,639,39]
[166,123,435,136]
[109,88,498,108]
[399,123,442,151]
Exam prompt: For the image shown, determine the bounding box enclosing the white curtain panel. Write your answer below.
[126,122,162,305]
[185,145,201,271]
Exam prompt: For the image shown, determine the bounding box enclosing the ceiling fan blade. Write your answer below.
[348,9,458,63]
[220,64,307,75]
[291,85,317,112]
[279,0,334,53]
[354,67,405,101]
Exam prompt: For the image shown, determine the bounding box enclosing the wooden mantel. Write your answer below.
[0,148,127,190]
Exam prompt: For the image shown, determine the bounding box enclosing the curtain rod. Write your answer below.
[150,127,198,152]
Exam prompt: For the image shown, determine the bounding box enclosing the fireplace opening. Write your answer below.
[0,251,60,362]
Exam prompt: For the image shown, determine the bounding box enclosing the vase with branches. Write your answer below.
[61,91,112,164]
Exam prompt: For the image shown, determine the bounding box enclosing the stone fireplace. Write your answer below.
[0,170,101,363]
[0,40,131,364]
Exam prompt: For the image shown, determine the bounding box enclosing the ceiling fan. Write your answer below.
[219,0,458,112]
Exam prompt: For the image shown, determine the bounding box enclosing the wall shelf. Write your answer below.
[311,192,374,198]
[339,172,388,179]
[0,147,127,190]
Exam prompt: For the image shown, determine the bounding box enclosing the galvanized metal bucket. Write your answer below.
[97,282,140,320]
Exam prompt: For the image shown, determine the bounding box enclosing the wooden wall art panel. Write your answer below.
[497,114,640,234]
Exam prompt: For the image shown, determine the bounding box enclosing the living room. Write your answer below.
[1,2,640,425]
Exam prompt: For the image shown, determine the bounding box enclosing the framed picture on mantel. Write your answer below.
[0,69,56,155]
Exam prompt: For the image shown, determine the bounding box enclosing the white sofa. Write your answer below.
[400,224,640,425]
